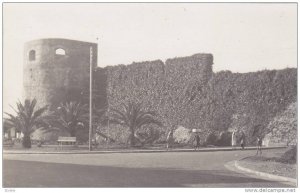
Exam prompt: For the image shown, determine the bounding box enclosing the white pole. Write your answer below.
[89,46,93,151]
[107,106,110,143]
[107,80,110,143]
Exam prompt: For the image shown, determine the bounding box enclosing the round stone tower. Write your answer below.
[23,38,97,110]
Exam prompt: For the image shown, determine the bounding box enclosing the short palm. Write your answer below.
[50,101,89,137]
[110,102,162,146]
[4,99,48,148]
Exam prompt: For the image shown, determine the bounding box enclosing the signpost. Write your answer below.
[89,46,93,151]
[192,129,201,133]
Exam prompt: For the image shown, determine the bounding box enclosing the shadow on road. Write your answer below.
[3,160,290,187]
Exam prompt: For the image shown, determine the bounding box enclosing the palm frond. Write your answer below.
[4,99,49,135]
[109,118,127,126]
[109,102,162,132]
[28,98,37,118]
[110,107,129,124]
[32,106,48,121]
[4,112,24,132]
[136,117,162,129]
[50,101,90,136]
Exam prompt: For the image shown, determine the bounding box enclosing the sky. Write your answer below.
[3,3,297,113]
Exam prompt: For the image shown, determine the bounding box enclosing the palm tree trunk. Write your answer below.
[22,134,31,148]
[69,123,77,137]
[129,128,135,147]
[70,130,76,137]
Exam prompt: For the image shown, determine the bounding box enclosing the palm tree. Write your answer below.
[4,99,48,148]
[109,101,162,147]
[49,101,89,137]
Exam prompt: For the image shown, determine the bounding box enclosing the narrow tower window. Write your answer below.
[55,48,66,55]
[29,50,36,61]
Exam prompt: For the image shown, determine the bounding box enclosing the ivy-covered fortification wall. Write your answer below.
[102,54,213,132]
[97,54,296,144]
[23,37,296,144]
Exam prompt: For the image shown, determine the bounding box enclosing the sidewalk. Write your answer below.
[3,146,287,154]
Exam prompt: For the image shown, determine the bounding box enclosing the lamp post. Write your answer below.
[89,46,93,151]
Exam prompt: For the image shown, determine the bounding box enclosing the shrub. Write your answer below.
[95,125,130,145]
[3,138,14,146]
[135,127,161,146]
[205,133,218,146]
[216,132,232,146]
[277,146,297,164]
[173,126,192,144]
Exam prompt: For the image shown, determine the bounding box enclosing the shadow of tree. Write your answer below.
[3,160,291,188]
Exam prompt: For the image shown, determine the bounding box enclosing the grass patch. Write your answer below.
[239,147,297,179]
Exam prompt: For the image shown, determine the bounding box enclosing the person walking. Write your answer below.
[240,138,245,150]
[256,136,263,155]
[166,129,174,150]
[194,134,200,150]
[240,131,246,150]
[231,131,237,149]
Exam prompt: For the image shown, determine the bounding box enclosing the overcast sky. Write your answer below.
[3,3,297,113]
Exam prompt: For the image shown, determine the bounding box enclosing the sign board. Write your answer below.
[192,129,201,133]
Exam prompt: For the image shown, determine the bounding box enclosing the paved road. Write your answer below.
[3,149,292,187]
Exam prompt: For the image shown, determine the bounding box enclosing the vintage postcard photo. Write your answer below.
[2,2,297,189]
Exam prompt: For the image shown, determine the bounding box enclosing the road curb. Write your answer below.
[234,160,297,186]
[3,146,287,154]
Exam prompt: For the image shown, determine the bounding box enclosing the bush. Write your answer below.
[3,138,14,146]
[135,127,161,146]
[173,126,192,144]
[205,133,218,146]
[216,132,232,146]
[277,146,297,164]
[95,125,130,145]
